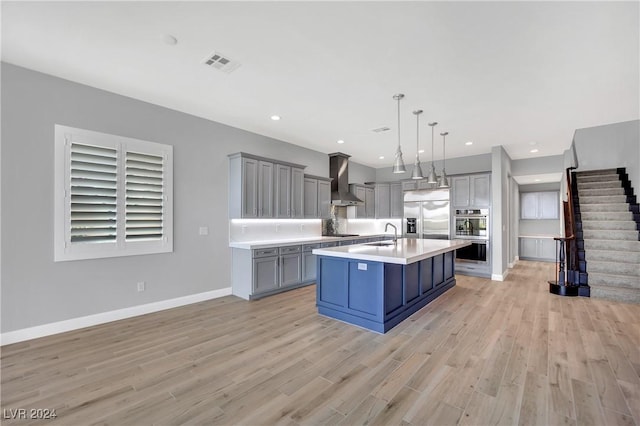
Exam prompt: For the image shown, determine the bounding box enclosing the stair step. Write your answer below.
[576,175,620,184]
[578,188,625,197]
[577,181,623,190]
[586,250,640,263]
[590,285,640,303]
[579,203,631,212]
[580,211,634,221]
[584,239,640,252]
[581,220,638,231]
[579,195,628,204]
[587,260,640,277]
[588,272,640,289]
[583,230,639,241]
[576,168,618,175]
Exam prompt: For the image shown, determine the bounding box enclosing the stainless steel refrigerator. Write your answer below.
[403,188,450,240]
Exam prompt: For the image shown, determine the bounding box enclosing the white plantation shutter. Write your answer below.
[55,125,173,261]
[70,143,118,243]
[125,151,164,241]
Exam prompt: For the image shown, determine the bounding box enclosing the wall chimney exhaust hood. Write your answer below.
[329,152,363,206]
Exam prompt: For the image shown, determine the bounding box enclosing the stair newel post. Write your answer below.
[557,238,565,286]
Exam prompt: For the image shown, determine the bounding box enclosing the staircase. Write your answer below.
[575,168,640,303]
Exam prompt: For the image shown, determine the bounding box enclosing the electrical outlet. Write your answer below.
[275,224,280,233]
[241,225,247,234]
[300,224,304,231]
[137,281,145,292]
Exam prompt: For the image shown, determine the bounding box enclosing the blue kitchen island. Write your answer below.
[312,238,471,333]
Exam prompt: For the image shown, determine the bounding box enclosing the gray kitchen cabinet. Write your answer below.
[402,181,417,191]
[521,191,559,219]
[228,153,305,219]
[302,243,321,282]
[349,184,375,218]
[390,182,403,218]
[228,154,274,218]
[375,183,391,218]
[519,237,557,261]
[303,175,331,219]
[451,173,491,208]
[279,246,302,287]
[252,249,279,294]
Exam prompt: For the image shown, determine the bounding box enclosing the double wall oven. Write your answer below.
[453,209,490,268]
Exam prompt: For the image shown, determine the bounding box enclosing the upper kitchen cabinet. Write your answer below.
[521,191,559,219]
[276,164,305,218]
[451,173,491,208]
[228,152,306,219]
[304,175,331,219]
[374,182,403,218]
[348,184,375,219]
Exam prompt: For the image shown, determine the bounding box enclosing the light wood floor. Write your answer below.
[2,261,639,426]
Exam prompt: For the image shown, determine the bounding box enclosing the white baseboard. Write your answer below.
[508,257,520,269]
[1,287,232,346]
[491,268,510,282]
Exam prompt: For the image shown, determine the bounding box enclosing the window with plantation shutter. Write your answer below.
[55,125,173,261]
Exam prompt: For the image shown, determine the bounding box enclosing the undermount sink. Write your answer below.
[366,242,396,247]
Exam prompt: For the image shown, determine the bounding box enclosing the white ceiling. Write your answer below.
[2,1,638,168]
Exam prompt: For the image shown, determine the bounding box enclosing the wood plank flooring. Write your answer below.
[2,261,639,425]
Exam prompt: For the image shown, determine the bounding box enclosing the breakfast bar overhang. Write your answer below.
[313,239,471,333]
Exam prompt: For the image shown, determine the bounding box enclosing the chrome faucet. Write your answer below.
[385,223,398,243]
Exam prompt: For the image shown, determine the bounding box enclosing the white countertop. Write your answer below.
[229,234,388,249]
[312,238,471,265]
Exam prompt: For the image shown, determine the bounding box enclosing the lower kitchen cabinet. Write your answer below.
[253,255,279,294]
[519,237,557,262]
[279,246,302,287]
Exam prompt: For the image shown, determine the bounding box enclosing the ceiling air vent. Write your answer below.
[372,126,391,133]
[203,51,241,73]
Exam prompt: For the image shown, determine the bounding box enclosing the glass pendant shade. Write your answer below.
[392,94,406,173]
[427,122,438,184]
[411,110,424,179]
[439,131,449,188]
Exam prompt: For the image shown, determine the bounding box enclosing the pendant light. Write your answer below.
[392,94,406,173]
[439,131,449,188]
[427,122,439,183]
[411,110,424,179]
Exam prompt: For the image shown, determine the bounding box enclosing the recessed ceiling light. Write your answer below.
[534,179,541,182]
[418,149,425,154]
[162,34,178,45]
[379,156,385,160]
[530,148,539,153]
[465,141,473,146]
[337,140,345,144]
[270,115,281,121]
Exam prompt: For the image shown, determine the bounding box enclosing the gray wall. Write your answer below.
[0,63,375,332]
[375,153,491,182]
[573,120,640,188]
[511,155,564,176]
[491,146,513,279]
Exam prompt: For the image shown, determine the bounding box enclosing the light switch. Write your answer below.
[358,263,368,271]
[199,226,209,236]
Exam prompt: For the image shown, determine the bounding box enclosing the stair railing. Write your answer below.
[550,167,578,295]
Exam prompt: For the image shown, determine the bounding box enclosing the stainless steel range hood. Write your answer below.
[329,152,363,206]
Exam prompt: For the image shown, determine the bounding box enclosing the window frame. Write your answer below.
[54,125,173,261]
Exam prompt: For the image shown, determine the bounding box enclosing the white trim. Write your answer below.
[1,288,231,346]
[491,268,510,282]
[508,256,520,269]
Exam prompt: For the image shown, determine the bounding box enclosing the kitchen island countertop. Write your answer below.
[312,238,471,265]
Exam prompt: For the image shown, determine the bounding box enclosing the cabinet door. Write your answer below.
[539,192,559,219]
[375,183,390,218]
[390,183,404,218]
[365,187,375,218]
[471,175,490,207]
[304,177,318,218]
[291,167,305,218]
[452,176,470,208]
[253,256,279,294]
[280,254,302,287]
[317,180,331,219]
[355,186,366,217]
[302,252,316,282]
[402,181,417,191]
[258,161,274,217]
[275,164,291,217]
[520,238,538,258]
[520,193,538,219]
[242,158,259,217]
[539,238,557,260]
